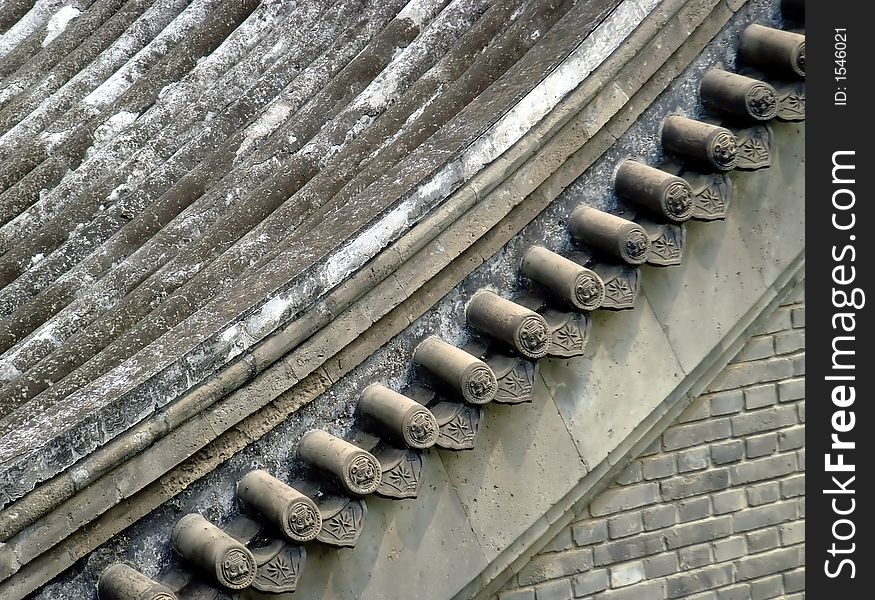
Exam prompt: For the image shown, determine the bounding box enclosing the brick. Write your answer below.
[616,462,643,485]
[736,547,800,580]
[791,306,805,328]
[731,405,798,436]
[746,482,780,506]
[642,455,676,480]
[664,516,732,549]
[731,454,796,485]
[519,547,594,585]
[709,390,744,416]
[543,529,574,553]
[779,521,804,546]
[678,397,710,423]
[790,353,805,376]
[677,497,711,522]
[774,329,804,355]
[593,532,667,565]
[661,469,730,501]
[733,501,797,532]
[760,306,792,334]
[745,433,778,458]
[678,543,713,569]
[644,552,679,578]
[777,426,804,451]
[744,385,777,409]
[738,335,774,362]
[677,447,710,472]
[783,283,804,303]
[749,574,783,600]
[783,568,804,593]
[711,440,743,465]
[710,358,793,391]
[573,520,608,546]
[500,590,536,600]
[610,561,645,588]
[796,497,805,518]
[642,505,677,531]
[777,377,804,402]
[663,419,731,450]
[686,593,718,600]
[534,578,573,600]
[640,438,661,456]
[797,401,805,422]
[780,474,804,498]
[595,580,666,600]
[712,536,747,562]
[717,584,751,600]
[712,489,746,514]
[746,528,780,553]
[665,563,733,598]
[572,569,609,597]
[609,512,643,539]
[590,484,661,516]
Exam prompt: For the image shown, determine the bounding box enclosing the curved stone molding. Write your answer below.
[482,351,538,405]
[249,539,305,594]
[615,161,694,223]
[520,246,605,312]
[413,337,497,405]
[542,309,590,358]
[312,494,367,549]
[97,563,178,600]
[237,470,322,543]
[699,69,778,121]
[569,206,650,265]
[359,384,439,450]
[733,125,773,170]
[373,447,425,499]
[170,514,257,591]
[661,115,738,171]
[682,171,733,221]
[589,263,640,310]
[739,24,805,79]
[774,81,805,121]
[429,401,483,450]
[637,217,687,267]
[466,291,551,359]
[298,430,382,497]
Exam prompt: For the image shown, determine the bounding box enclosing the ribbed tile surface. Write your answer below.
[0,0,619,504]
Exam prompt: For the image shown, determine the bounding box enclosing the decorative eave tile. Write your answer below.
[542,308,590,358]
[733,125,773,170]
[774,81,805,121]
[589,263,640,310]
[429,401,483,450]
[638,217,686,267]
[683,171,732,221]
[249,538,306,594]
[373,447,424,499]
[480,348,538,405]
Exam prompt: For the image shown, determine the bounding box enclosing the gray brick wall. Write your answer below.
[496,282,805,600]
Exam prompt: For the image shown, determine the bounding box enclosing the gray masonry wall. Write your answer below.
[495,282,805,600]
